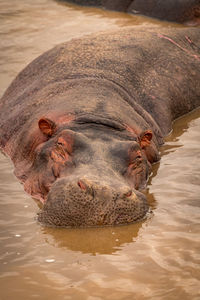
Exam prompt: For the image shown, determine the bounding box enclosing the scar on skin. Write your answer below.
[158,33,200,62]
[185,35,200,51]
[124,124,140,137]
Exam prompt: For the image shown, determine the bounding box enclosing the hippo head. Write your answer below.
[22,115,159,227]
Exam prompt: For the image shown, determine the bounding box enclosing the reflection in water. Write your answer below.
[161,108,200,156]
[42,221,144,255]
[0,0,200,299]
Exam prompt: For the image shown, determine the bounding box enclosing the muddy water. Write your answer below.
[0,0,200,299]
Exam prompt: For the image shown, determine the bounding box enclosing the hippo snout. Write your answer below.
[37,177,149,227]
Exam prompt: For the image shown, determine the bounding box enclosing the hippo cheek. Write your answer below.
[24,176,46,203]
[37,178,149,228]
[24,168,57,203]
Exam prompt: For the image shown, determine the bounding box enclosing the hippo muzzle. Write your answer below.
[38,176,148,227]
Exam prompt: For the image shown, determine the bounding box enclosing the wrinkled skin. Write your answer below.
[0,27,200,227]
[62,0,200,24]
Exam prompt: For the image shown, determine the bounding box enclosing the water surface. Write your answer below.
[0,1,200,299]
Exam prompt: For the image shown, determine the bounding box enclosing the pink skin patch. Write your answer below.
[158,33,200,62]
[124,124,140,139]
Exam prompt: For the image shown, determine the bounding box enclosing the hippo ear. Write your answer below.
[139,130,153,149]
[38,118,56,136]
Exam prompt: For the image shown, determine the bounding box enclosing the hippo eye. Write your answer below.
[130,152,143,167]
[57,141,65,147]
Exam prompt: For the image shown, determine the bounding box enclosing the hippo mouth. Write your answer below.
[37,178,149,228]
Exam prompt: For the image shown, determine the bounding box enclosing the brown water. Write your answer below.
[0,1,200,299]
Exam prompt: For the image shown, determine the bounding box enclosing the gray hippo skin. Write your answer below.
[62,0,200,24]
[0,27,200,227]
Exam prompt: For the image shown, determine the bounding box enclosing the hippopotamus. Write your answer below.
[0,26,200,227]
[62,0,200,24]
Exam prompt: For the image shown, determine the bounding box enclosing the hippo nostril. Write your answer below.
[124,190,132,198]
[77,180,87,190]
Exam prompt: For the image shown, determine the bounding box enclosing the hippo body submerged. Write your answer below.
[62,0,200,24]
[0,27,200,227]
